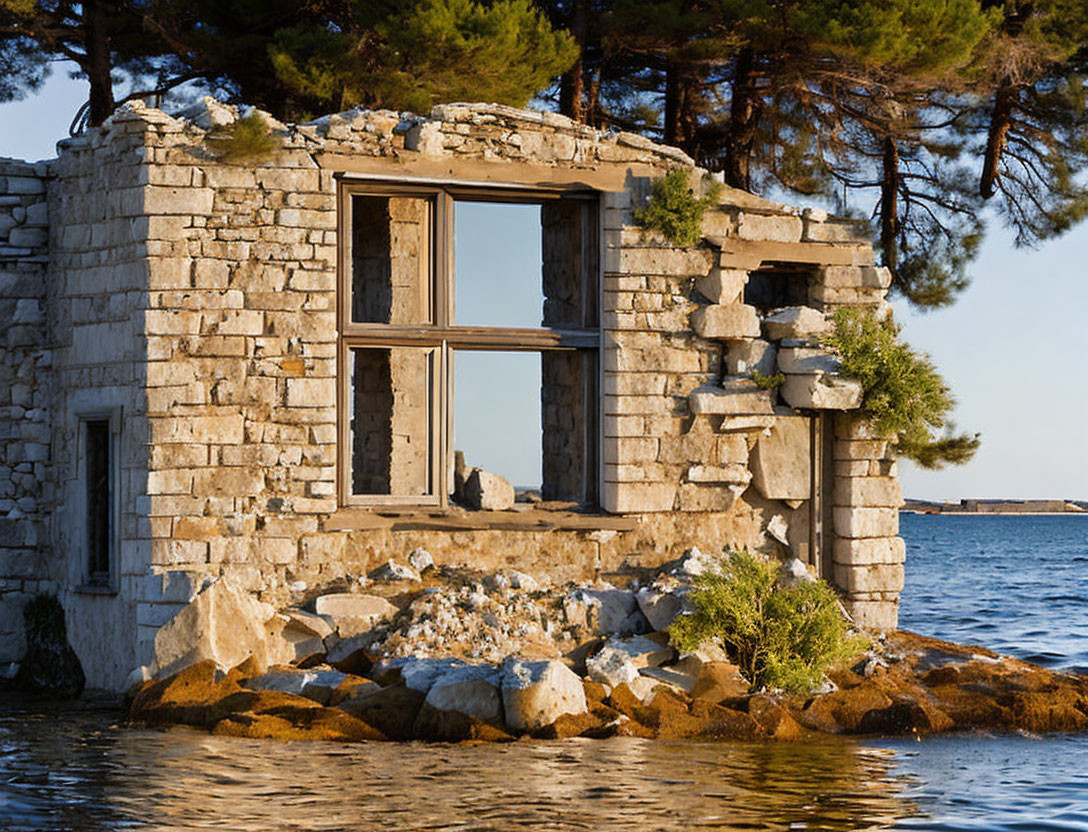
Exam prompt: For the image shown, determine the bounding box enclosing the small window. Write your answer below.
[81,412,118,589]
[337,185,599,508]
[743,263,812,313]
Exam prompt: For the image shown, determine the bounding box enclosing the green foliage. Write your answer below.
[205,114,282,163]
[269,0,578,114]
[825,306,980,469]
[751,370,785,391]
[21,592,67,644]
[669,551,865,694]
[634,169,722,247]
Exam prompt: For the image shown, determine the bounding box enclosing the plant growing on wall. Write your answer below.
[825,306,980,469]
[635,168,722,247]
[205,113,283,163]
[669,550,865,694]
[751,370,785,391]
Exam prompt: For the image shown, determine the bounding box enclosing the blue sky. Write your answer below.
[4,69,1086,500]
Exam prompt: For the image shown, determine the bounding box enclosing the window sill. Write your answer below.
[74,583,118,596]
[325,504,636,533]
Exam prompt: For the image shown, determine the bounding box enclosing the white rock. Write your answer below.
[124,665,152,691]
[508,571,539,591]
[780,557,815,586]
[674,547,728,577]
[283,609,334,639]
[596,635,673,669]
[379,657,468,693]
[577,588,649,634]
[151,577,277,678]
[407,547,434,573]
[627,675,665,703]
[763,306,831,341]
[780,373,863,410]
[368,560,421,583]
[243,667,347,698]
[638,666,696,693]
[501,658,588,731]
[767,514,790,546]
[635,587,685,631]
[424,664,503,722]
[586,648,640,687]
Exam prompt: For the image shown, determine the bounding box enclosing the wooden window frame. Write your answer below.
[336,181,600,509]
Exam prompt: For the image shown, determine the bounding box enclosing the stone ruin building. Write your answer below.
[0,99,905,691]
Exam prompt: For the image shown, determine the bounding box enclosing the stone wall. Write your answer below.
[0,159,51,667]
[0,99,906,688]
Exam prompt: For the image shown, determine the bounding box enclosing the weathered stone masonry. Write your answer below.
[0,100,904,689]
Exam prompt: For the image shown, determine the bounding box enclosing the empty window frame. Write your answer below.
[336,183,600,508]
[80,411,119,589]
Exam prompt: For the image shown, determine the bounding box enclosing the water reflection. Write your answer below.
[0,694,915,832]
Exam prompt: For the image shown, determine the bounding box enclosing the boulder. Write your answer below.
[695,268,748,305]
[151,577,276,678]
[337,683,426,741]
[690,661,750,701]
[638,666,697,693]
[599,635,673,669]
[463,468,515,511]
[314,593,398,637]
[368,561,421,583]
[242,666,348,704]
[780,557,815,586]
[574,588,649,634]
[372,656,469,693]
[282,609,334,639]
[635,587,685,631]
[586,648,640,688]
[423,664,503,723]
[501,658,588,732]
[762,306,830,341]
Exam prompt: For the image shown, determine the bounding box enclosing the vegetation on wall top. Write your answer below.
[634,168,722,247]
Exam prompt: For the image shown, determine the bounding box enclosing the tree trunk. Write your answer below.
[664,57,682,147]
[980,81,1016,199]
[723,47,759,191]
[880,136,900,270]
[558,0,586,122]
[83,0,115,126]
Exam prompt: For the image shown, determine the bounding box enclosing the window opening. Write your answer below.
[743,263,813,313]
[85,419,112,586]
[338,184,600,509]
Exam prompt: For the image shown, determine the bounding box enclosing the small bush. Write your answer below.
[824,306,979,469]
[634,169,722,247]
[751,370,785,391]
[206,113,282,163]
[669,551,864,694]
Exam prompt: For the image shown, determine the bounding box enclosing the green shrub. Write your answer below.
[206,113,283,163]
[824,305,979,469]
[669,551,865,694]
[634,169,722,247]
[751,370,785,391]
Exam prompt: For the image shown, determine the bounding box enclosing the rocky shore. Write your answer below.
[125,550,1088,743]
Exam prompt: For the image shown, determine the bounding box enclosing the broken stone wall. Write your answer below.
[0,159,51,668]
[0,100,905,688]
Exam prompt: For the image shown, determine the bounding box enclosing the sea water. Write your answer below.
[0,513,1086,831]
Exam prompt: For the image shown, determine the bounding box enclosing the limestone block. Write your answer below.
[833,506,899,539]
[834,439,889,461]
[689,383,775,416]
[777,346,841,375]
[424,664,503,723]
[719,415,776,433]
[691,303,761,339]
[463,468,515,511]
[843,599,898,632]
[576,588,647,634]
[602,482,676,513]
[143,186,214,216]
[780,374,863,410]
[762,306,831,341]
[686,464,752,485]
[736,212,803,242]
[834,414,890,441]
[695,268,748,304]
[678,483,743,512]
[635,588,685,631]
[833,477,903,508]
[314,593,398,635]
[833,563,905,594]
[501,658,588,732]
[833,536,906,566]
[725,339,776,375]
[750,416,811,500]
[286,377,335,407]
[151,576,276,677]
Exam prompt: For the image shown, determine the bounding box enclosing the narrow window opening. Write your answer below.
[85,419,111,585]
